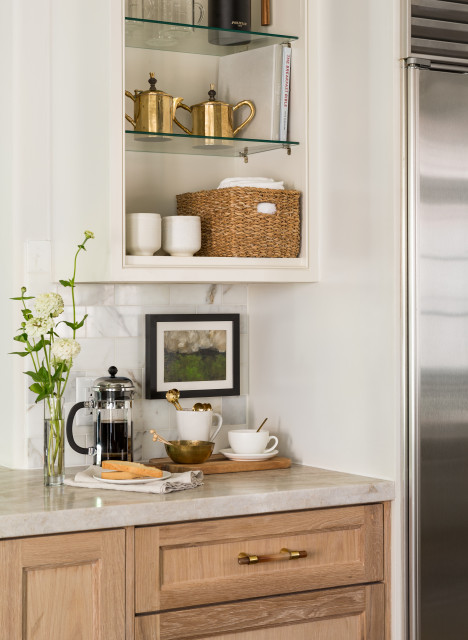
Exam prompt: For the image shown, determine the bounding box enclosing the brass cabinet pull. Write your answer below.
[238,548,307,565]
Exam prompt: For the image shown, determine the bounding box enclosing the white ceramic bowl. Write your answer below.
[126,213,161,256]
[162,216,201,257]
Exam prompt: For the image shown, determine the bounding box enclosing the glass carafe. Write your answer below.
[143,0,204,25]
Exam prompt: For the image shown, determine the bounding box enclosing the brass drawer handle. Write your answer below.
[238,548,307,565]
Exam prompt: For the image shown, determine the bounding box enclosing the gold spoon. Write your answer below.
[166,389,182,411]
[203,403,212,411]
[192,402,205,411]
[150,429,172,446]
[256,418,268,432]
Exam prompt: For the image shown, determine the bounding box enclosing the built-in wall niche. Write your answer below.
[122,0,314,283]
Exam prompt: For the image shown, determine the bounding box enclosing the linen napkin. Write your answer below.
[64,465,204,494]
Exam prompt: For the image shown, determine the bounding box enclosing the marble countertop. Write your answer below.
[0,465,394,539]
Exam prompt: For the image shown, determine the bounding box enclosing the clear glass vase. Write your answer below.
[44,396,65,486]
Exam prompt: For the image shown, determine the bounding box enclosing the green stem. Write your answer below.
[46,396,64,478]
[43,336,53,390]
[21,296,41,374]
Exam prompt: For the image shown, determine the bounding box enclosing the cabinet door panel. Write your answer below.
[135,584,385,640]
[0,529,125,640]
[25,563,97,639]
[135,504,383,612]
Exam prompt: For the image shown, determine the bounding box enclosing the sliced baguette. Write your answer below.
[101,460,163,478]
[101,471,143,480]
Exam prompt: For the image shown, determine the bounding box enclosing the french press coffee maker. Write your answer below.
[66,366,135,465]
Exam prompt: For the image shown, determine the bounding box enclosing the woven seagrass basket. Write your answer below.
[176,187,301,258]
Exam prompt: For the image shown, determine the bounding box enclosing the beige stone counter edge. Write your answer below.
[0,465,395,539]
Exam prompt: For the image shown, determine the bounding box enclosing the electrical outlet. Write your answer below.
[75,376,94,426]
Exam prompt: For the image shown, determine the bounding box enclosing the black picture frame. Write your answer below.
[145,314,240,399]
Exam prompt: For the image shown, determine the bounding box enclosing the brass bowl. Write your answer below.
[165,440,214,464]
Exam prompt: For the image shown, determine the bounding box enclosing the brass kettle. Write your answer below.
[125,73,188,134]
[174,84,255,138]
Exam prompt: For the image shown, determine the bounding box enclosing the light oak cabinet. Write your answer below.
[134,505,383,612]
[135,584,384,640]
[0,529,126,640]
[0,503,390,639]
[134,504,390,639]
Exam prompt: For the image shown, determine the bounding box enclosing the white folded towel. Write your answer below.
[218,177,284,190]
[64,465,204,494]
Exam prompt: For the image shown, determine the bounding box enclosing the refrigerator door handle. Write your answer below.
[406,63,421,640]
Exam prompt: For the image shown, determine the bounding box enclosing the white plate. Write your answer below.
[93,470,171,484]
[220,448,279,462]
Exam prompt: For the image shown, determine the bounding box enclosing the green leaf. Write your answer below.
[30,339,51,352]
[64,314,88,331]
[29,383,44,395]
[10,296,34,301]
[9,351,29,357]
[75,313,88,329]
[35,392,49,403]
[24,370,41,382]
[44,382,55,396]
[59,279,72,288]
[21,308,33,320]
[25,366,49,383]
[13,333,28,343]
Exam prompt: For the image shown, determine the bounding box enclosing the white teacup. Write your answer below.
[228,429,278,455]
[176,409,223,442]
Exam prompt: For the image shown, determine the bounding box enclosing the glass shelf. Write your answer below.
[125,18,298,56]
[125,130,298,158]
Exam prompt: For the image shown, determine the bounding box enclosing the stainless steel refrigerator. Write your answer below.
[407,58,468,640]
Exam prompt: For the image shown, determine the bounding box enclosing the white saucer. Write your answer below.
[220,448,279,462]
[94,470,171,484]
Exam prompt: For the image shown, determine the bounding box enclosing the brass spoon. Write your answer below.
[166,389,182,411]
[256,418,268,432]
[192,402,205,411]
[203,403,212,411]
[150,429,172,446]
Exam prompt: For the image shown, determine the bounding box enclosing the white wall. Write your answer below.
[248,1,404,638]
[249,2,400,474]
[0,0,54,467]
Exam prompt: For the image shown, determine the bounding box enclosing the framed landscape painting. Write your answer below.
[145,314,240,399]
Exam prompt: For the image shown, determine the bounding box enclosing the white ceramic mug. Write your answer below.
[228,429,279,455]
[176,409,223,442]
[126,213,161,256]
[162,216,201,257]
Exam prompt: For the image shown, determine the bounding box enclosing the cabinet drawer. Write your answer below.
[135,583,385,640]
[135,504,383,613]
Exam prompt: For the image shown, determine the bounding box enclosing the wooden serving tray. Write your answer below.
[148,453,291,475]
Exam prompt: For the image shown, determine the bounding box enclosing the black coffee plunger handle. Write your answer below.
[66,401,92,456]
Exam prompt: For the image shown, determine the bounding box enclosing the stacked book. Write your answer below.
[218,43,292,141]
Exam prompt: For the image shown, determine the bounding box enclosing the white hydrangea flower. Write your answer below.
[34,292,64,318]
[84,230,95,239]
[51,338,81,363]
[25,316,55,338]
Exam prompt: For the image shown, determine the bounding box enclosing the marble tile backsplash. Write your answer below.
[25,242,249,468]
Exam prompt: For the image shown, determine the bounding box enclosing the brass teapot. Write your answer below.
[125,73,189,134]
[174,84,255,138]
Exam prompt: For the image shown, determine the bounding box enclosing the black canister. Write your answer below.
[208,0,251,46]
